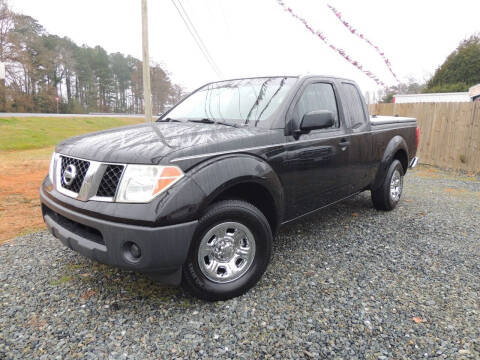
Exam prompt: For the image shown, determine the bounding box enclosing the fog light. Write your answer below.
[123,241,142,262]
[130,243,141,259]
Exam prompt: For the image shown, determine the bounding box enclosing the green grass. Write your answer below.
[0,116,142,151]
[49,275,73,286]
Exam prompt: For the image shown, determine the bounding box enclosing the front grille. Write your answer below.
[96,165,124,197]
[60,156,90,193]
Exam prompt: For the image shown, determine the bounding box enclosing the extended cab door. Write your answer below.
[338,81,375,192]
[283,79,352,219]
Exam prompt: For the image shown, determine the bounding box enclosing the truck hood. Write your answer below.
[56,122,278,165]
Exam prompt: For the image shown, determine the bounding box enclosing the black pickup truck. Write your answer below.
[40,76,419,300]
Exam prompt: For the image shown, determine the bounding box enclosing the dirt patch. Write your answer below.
[442,186,480,199]
[0,148,52,244]
[414,166,443,179]
[443,187,467,195]
[414,164,479,181]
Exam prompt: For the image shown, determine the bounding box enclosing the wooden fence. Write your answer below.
[368,102,480,173]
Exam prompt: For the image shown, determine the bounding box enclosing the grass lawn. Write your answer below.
[0,116,143,243]
[0,116,142,151]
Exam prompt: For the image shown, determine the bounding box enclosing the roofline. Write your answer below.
[203,74,355,85]
[297,74,354,82]
[207,75,299,83]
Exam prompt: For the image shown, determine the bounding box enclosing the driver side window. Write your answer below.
[294,83,340,129]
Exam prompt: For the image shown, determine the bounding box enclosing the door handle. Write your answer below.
[338,139,350,150]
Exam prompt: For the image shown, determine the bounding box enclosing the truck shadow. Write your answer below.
[275,193,375,239]
[58,192,376,306]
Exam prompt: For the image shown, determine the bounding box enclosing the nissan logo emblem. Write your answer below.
[63,164,77,186]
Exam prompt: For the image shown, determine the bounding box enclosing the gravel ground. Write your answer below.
[1,166,479,359]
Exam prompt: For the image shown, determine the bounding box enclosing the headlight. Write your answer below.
[116,165,184,203]
[48,152,56,183]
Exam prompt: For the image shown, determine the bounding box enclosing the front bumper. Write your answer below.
[40,185,198,284]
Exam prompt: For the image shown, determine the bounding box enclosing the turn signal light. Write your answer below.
[153,166,184,194]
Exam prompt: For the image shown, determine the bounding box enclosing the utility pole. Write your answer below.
[141,0,153,122]
[0,63,5,112]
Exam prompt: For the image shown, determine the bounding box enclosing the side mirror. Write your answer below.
[300,110,335,132]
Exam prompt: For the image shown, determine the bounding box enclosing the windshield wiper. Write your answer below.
[187,118,238,128]
[157,117,181,122]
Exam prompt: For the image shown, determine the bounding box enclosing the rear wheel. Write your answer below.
[371,159,404,211]
[182,200,272,301]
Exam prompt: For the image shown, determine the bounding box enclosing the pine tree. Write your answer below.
[425,34,480,93]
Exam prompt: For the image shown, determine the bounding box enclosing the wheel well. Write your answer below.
[394,149,408,173]
[208,182,278,234]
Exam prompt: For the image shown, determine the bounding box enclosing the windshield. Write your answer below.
[163,77,297,125]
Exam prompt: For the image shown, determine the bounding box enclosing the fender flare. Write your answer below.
[372,136,409,190]
[188,154,285,223]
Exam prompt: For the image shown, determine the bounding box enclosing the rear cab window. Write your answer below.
[340,82,368,131]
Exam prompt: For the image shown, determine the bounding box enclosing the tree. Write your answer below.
[0,0,14,62]
[167,84,185,106]
[379,78,426,103]
[110,52,131,112]
[0,0,181,114]
[425,34,480,93]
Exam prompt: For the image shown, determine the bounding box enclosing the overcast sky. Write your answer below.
[10,0,480,97]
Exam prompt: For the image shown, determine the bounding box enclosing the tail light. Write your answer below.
[416,126,420,148]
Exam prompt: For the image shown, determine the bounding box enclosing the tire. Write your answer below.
[182,200,272,301]
[371,159,404,211]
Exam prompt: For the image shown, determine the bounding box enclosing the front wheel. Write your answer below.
[371,159,404,211]
[182,200,272,301]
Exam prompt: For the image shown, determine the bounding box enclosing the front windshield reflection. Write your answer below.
[163,77,297,126]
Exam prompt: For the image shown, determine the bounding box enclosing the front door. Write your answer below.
[283,80,352,219]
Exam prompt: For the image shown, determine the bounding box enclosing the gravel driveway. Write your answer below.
[1,167,479,359]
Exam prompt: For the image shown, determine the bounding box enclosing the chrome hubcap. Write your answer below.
[197,222,256,283]
[390,169,403,202]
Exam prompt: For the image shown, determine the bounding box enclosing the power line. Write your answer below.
[170,0,223,78]
[175,0,223,77]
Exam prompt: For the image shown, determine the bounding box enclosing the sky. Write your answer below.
[10,0,480,99]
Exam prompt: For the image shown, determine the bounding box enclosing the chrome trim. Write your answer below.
[62,164,77,186]
[76,162,107,201]
[54,153,125,202]
[56,153,126,166]
[51,153,60,188]
[409,157,419,168]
